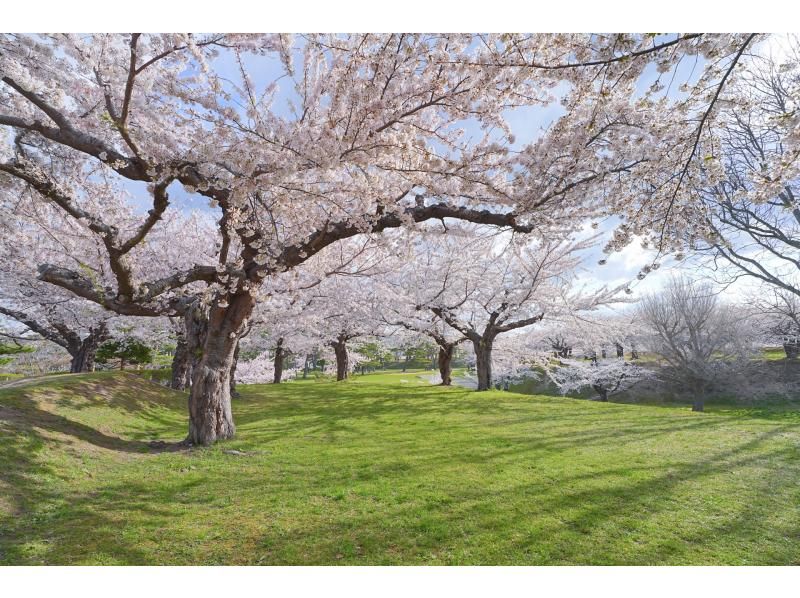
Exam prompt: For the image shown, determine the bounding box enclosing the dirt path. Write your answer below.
[421,372,478,389]
[0,373,76,390]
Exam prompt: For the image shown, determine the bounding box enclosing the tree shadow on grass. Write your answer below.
[46,372,187,414]
[228,383,800,564]
[0,400,186,454]
[243,426,800,565]
[0,467,207,564]
[2,375,799,564]
[232,381,739,456]
[3,424,798,564]
[0,373,189,448]
[0,377,190,562]
[0,396,195,564]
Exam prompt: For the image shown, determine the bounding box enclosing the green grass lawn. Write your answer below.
[1,370,799,565]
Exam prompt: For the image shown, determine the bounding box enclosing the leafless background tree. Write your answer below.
[638,277,757,411]
[745,287,800,358]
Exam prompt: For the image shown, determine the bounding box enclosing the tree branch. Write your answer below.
[278,201,535,275]
[494,312,545,333]
[659,33,758,248]
[0,305,74,351]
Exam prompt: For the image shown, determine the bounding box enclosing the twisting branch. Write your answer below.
[0,161,116,239]
[440,34,703,69]
[659,33,758,248]
[121,34,142,126]
[0,160,176,303]
[278,201,536,276]
[495,312,546,333]
[0,75,73,129]
[0,305,73,350]
[118,180,171,253]
[429,306,481,342]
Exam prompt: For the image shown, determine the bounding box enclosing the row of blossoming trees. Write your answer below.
[2,33,799,444]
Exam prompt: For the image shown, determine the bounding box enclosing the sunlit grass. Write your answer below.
[1,371,799,565]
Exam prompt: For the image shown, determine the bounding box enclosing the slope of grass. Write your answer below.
[1,370,799,565]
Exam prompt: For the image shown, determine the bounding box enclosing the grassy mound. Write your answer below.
[1,371,799,565]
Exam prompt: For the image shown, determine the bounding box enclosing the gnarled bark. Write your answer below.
[69,322,110,373]
[170,335,192,390]
[229,320,252,398]
[184,293,254,446]
[430,307,543,392]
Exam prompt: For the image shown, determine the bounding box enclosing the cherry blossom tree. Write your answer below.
[0,33,765,443]
[489,332,550,387]
[239,235,391,383]
[0,264,113,373]
[542,315,651,401]
[379,278,468,385]
[548,358,651,402]
[394,320,466,386]
[241,298,321,384]
[234,350,303,385]
[306,275,382,382]
[546,333,574,358]
[0,300,110,373]
[383,225,621,390]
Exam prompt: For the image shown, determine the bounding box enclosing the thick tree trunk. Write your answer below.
[303,354,310,379]
[69,323,109,373]
[332,337,349,381]
[170,335,192,390]
[185,293,254,446]
[473,337,494,391]
[69,351,87,374]
[273,338,285,384]
[437,343,454,386]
